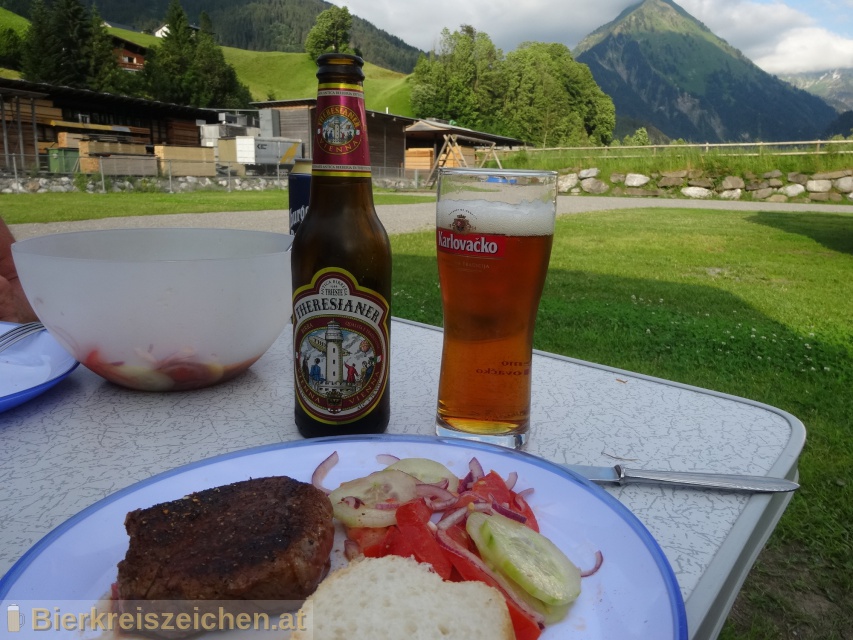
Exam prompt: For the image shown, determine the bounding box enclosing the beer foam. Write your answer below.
[437,198,555,236]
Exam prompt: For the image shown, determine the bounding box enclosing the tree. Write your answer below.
[50,0,92,88]
[143,0,196,105]
[144,0,251,108]
[0,28,23,70]
[304,6,353,61]
[410,25,503,131]
[20,0,59,83]
[87,5,127,94]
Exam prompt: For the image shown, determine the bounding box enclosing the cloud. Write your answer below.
[329,0,853,73]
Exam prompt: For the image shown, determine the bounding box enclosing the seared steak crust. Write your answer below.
[116,476,334,602]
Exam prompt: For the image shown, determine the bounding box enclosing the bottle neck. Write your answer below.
[312,76,371,179]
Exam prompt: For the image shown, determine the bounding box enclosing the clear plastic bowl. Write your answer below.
[12,228,293,391]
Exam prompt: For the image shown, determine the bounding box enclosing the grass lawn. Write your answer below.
[391,207,852,640]
[0,190,434,225]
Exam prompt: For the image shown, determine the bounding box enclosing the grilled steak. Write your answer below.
[116,476,334,606]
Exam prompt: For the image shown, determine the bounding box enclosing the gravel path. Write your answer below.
[9,196,851,240]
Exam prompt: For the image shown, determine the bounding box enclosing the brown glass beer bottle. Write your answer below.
[291,53,391,437]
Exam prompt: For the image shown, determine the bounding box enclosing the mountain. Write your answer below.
[573,0,838,142]
[778,69,853,113]
[0,0,423,74]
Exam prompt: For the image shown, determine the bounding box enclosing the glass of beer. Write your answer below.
[434,168,557,448]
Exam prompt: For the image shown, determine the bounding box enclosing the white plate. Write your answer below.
[0,435,687,639]
[0,321,78,413]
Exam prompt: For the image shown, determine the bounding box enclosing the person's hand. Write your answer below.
[0,221,37,324]
[0,269,37,324]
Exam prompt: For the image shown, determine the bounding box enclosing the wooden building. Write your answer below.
[255,99,417,170]
[0,77,219,171]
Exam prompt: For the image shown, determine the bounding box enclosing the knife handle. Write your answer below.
[615,465,799,493]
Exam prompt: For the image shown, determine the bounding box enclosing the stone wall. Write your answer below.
[560,168,853,203]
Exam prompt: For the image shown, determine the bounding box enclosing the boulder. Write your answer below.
[806,179,832,193]
[661,170,688,179]
[625,173,651,187]
[719,189,742,200]
[766,194,788,203]
[781,184,806,198]
[788,172,809,185]
[835,176,853,193]
[557,173,579,192]
[610,173,626,184]
[752,188,775,200]
[721,176,745,190]
[746,180,769,191]
[809,192,830,201]
[688,178,715,189]
[579,168,599,179]
[812,170,850,180]
[580,177,609,194]
[768,179,784,188]
[658,176,684,188]
[763,169,783,179]
[681,186,712,199]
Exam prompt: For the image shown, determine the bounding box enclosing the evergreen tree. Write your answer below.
[87,5,127,94]
[50,0,92,88]
[0,28,23,70]
[143,0,251,108]
[20,0,59,83]
[304,6,353,61]
[142,0,196,105]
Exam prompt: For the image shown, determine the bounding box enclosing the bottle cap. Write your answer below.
[316,53,365,80]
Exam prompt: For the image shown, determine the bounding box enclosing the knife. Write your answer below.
[563,463,799,493]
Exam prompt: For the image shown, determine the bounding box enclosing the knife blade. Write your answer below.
[562,463,799,493]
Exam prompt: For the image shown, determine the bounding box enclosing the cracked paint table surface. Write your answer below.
[0,318,804,639]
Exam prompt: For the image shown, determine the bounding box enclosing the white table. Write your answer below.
[0,318,804,639]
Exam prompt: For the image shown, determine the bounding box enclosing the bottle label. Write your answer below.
[293,268,390,424]
[313,82,371,178]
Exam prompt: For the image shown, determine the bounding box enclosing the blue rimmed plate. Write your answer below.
[0,321,78,413]
[0,435,687,639]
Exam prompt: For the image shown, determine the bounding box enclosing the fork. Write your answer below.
[0,322,46,354]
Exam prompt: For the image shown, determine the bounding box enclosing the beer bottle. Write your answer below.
[291,53,391,437]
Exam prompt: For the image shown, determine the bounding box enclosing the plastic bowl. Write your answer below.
[12,228,293,391]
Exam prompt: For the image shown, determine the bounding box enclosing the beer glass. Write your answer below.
[434,168,557,448]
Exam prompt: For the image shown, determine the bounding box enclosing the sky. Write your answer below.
[328,0,853,75]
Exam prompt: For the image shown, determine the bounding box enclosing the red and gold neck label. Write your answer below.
[293,268,389,424]
[314,82,371,178]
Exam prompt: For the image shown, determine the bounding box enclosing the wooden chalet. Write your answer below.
[254,99,417,170]
[0,77,218,171]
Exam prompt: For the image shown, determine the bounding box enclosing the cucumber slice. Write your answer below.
[467,511,581,606]
[386,457,459,493]
[329,469,418,528]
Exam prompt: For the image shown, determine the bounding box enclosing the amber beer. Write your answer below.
[291,54,391,437]
[435,169,557,448]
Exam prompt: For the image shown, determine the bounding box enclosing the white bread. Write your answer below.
[291,555,514,640]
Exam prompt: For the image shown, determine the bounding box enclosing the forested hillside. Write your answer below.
[0,0,423,73]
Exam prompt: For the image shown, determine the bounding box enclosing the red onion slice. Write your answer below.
[516,487,534,499]
[437,506,469,530]
[492,501,526,524]
[374,501,401,511]
[344,539,362,561]
[376,454,400,466]
[580,550,604,577]
[504,471,518,491]
[416,483,455,502]
[468,457,485,481]
[341,495,364,508]
[311,451,339,495]
[425,495,458,511]
[513,492,532,515]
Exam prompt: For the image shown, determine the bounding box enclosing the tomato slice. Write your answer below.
[441,534,542,640]
[511,491,540,532]
[346,526,392,558]
[470,471,513,505]
[385,500,453,580]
